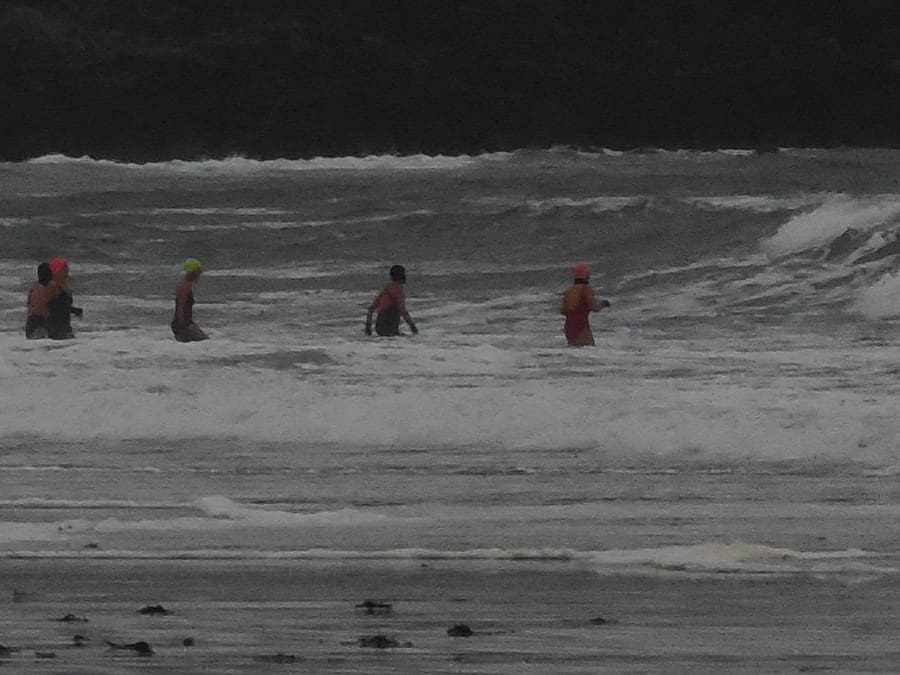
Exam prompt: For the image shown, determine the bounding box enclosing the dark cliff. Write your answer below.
[2,1,898,160]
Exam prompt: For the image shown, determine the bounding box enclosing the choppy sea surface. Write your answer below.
[2,147,900,672]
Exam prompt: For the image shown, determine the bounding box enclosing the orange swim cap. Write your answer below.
[573,262,590,279]
[48,257,68,273]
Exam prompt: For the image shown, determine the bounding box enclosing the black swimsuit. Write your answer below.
[171,291,207,342]
[47,290,75,340]
[172,291,195,330]
[375,305,401,336]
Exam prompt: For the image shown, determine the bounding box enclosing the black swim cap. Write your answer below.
[37,262,52,285]
[389,265,406,283]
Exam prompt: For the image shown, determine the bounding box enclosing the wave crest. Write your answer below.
[19,152,509,172]
[762,194,900,256]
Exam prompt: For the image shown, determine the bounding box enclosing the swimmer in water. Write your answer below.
[171,258,209,342]
[45,258,83,340]
[560,262,610,346]
[365,265,418,337]
[25,262,53,339]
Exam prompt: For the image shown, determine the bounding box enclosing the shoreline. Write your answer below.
[1,558,898,673]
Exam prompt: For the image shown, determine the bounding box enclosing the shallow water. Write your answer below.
[2,148,900,671]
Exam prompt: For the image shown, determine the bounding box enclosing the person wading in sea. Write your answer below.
[171,258,209,342]
[365,264,418,337]
[45,258,83,340]
[560,262,610,346]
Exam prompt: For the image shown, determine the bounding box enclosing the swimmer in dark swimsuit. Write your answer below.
[25,262,53,339]
[365,265,418,337]
[560,263,610,346]
[45,258,83,340]
[171,258,209,342]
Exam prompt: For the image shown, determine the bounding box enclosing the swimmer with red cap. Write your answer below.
[45,257,83,340]
[560,263,610,346]
[365,265,418,337]
[171,258,209,342]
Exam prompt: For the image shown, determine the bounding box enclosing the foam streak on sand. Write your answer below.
[0,542,886,576]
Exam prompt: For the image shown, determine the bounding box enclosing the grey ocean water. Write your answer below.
[2,148,900,672]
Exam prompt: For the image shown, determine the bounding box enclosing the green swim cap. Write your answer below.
[183,258,203,273]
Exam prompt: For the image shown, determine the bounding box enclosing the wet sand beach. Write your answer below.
[1,559,898,674]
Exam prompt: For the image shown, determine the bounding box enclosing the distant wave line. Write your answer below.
[4,146,851,171]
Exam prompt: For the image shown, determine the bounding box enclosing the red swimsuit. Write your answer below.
[562,284,595,345]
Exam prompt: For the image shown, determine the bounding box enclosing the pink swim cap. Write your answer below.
[573,262,590,279]
[48,258,68,273]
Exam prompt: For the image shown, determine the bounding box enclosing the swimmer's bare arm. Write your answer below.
[585,287,611,312]
[364,299,377,336]
[401,309,418,334]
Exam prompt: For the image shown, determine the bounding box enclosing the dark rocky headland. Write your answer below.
[2,1,898,161]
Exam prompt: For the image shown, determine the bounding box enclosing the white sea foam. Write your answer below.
[0,464,164,474]
[133,209,436,231]
[460,194,647,215]
[524,196,647,214]
[19,152,507,173]
[685,194,827,213]
[194,496,398,527]
[618,255,769,284]
[761,194,900,255]
[719,149,757,156]
[12,147,781,175]
[203,265,340,280]
[552,147,760,160]
[854,273,900,319]
[585,542,880,574]
[0,498,170,508]
[0,497,404,545]
[2,329,898,461]
[0,541,886,577]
